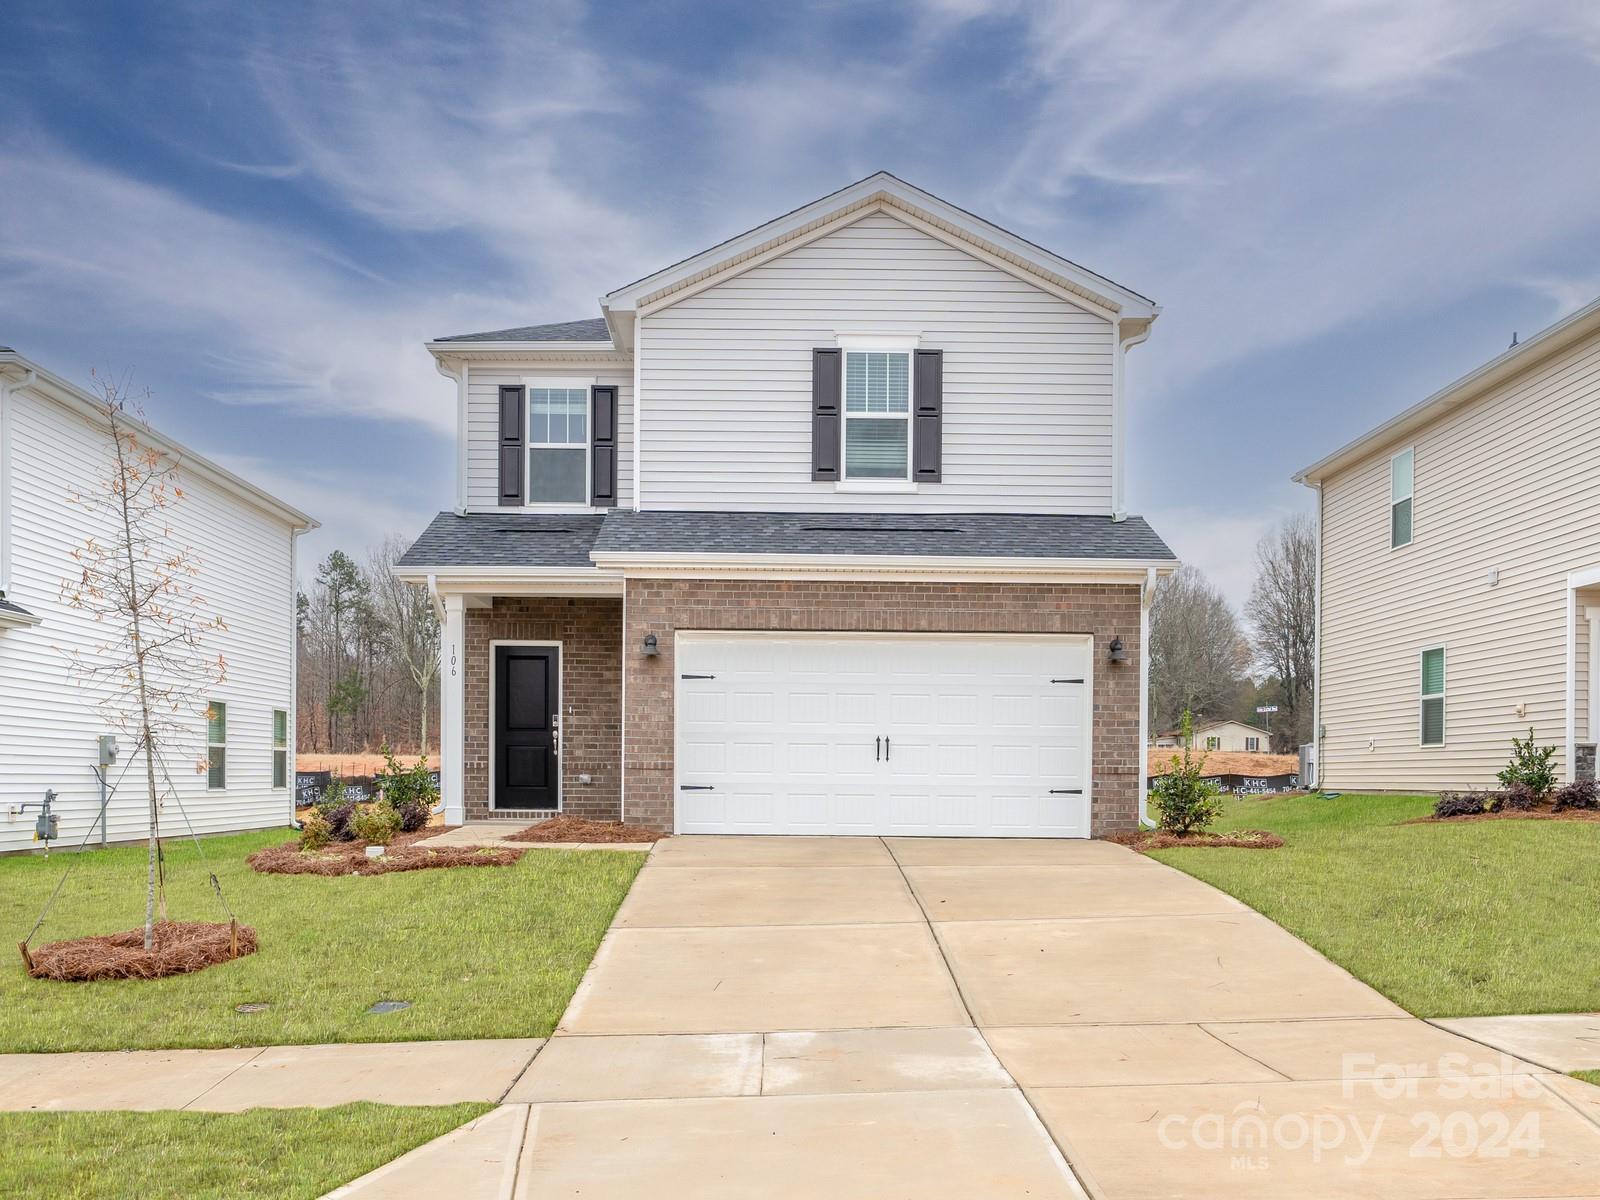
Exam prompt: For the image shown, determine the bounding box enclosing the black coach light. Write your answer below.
[642,633,660,657]
[1108,636,1128,665]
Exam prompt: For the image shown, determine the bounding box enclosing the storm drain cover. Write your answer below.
[234,1003,270,1014]
[367,1000,412,1015]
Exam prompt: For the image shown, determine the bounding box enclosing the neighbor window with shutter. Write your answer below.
[843,350,912,481]
[527,386,590,504]
[1391,448,1414,548]
[1245,737,1260,752]
[1420,647,1445,746]
[207,701,227,789]
[272,709,288,789]
[1205,736,1222,751]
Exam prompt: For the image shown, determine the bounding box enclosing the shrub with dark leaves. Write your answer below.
[1433,792,1486,819]
[1553,779,1599,812]
[1497,782,1540,812]
[318,800,358,841]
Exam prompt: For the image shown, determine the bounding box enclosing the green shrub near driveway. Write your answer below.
[1,828,642,1053]
[0,1102,491,1200]
[1150,792,1600,1017]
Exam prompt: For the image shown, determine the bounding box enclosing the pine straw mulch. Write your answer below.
[505,816,668,844]
[1405,807,1600,826]
[24,920,258,982]
[1110,828,1285,853]
[247,829,525,877]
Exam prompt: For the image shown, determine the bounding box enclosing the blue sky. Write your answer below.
[5,1,1599,606]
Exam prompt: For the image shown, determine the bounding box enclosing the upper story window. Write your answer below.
[843,350,911,481]
[528,387,588,504]
[1391,447,1414,548]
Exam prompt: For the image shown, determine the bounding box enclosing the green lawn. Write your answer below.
[1577,1071,1600,1087]
[2,829,643,1052]
[0,1102,491,1200]
[1149,792,1600,1018]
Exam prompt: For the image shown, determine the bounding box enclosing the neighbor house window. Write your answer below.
[272,709,288,789]
[1245,736,1260,752]
[843,350,911,480]
[527,387,588,504]
[207,701,227,789]
[1391,448,1414,548]
[1205,736,1222,751]
[1420,647,1445,746]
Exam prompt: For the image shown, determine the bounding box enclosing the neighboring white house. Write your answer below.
[1296,296,1600,792]
[396,173,1178,839]
[0,351,316,853]
[1152,718,1270,753]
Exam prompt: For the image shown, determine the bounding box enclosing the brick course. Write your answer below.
[621,578,1143,836]
[463,597,622,821]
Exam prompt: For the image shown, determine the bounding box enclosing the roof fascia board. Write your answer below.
[426,341,624,356]
[1294,295,1600,487]
[590,549,1176,575]
[0,354,317,531]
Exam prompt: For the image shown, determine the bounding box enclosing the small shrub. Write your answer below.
[376,746,438,833]
[351,800,402,845]
[1495,782,1540,812]
[299,808,332,851]
[319,799,358,842]
[1496,728,1558,798]
[1433,792,1485,819]
[1553,779,1599,812]
[1150,712,1226,836]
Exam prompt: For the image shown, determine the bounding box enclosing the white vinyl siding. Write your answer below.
[466,366,633,508]
[638,210,1115,513]
[1318,329,1600,791]
[0,384,298,851]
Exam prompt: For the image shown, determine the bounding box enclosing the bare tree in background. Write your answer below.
[367,536,439,752]
[1245,513,1318,751]
[60,377,227,951]
[1148,564,1249,735]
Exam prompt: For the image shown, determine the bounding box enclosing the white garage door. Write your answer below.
[674,632,1092,838]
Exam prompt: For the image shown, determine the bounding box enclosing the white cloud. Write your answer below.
[1144,502,1311,615]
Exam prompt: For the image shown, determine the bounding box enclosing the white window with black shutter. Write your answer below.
[497,377,617,509]
[817,337,942,490]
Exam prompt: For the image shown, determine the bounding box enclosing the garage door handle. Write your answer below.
[884,736,890,761]
[875,736,881,761]
[679,784,715,791]
[1051,678,1085,684]
[1050,788,1083,794]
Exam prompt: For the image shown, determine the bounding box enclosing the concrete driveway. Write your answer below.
[335,836,1600,1199]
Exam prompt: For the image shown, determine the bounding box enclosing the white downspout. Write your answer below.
[0,366,37,596]
[434,357,468,514]
[1139,566,1155,828]
[288,524,306,827]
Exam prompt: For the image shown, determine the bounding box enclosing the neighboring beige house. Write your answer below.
[1152,718,1269,753]
[1296,296,1600,792]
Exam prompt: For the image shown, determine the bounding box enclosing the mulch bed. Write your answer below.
[247,829,525,876]
[1110,829,1285,852]
[506,816,668,844]
[1406,808,1600,826]
[24,920,258,982]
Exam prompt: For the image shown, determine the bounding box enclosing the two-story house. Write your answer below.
[396,174,1176,838]
[1297,295,1600,792]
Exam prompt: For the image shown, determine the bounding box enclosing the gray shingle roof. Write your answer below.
[399,510,1174,569]
[433,318,610,344]
[398,513,607,568]
[0,596,35,619]
[594,511,1175,560]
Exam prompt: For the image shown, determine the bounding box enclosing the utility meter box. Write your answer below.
[34,812,58,841]
[98,734,119,768]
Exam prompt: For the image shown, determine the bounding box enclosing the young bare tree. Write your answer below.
[1148,564,1250,734]
[60,377,226,950]
[367,536,439,751]
[1245,513,1318,751]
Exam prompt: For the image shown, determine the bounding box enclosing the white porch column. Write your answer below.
[440,592,467,824]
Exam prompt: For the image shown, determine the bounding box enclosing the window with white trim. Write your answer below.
[1204,736,1221,751]
[1391,448,1414,548]
[843,350,911,481]
[207,701,227,789]
[272,709,288,790]
[527,387,588,504]
[1245,736,1260,752]
[1420,647,1445,746]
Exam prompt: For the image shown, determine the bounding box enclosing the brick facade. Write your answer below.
[463,597,622,821]
[620,578,1144,836]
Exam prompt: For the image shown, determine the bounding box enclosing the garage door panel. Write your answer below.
[675,633,1091,838]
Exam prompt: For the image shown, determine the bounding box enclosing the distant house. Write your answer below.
[1152,718,1270,753]
[0,351,315,852]
[1297,296,1600,793]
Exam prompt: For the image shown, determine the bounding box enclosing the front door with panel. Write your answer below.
[494,645,560,810]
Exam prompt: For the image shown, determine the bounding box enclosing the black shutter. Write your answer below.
[590,385,618,507]
[498,385,525,505]
[811,348,842,481]
[913,349,943,483]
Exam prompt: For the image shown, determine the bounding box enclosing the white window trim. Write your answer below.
[1245,737,1260,752]
[1420,644,1446,748]
[272,708,288,790]
[836,340,916,486]
[207,700,227,790]
[523,376,594,511]
[1390,446,1415,550]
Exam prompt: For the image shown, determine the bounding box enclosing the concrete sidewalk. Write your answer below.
[330,835,1600,1199]
[1432,1013,1600,1073]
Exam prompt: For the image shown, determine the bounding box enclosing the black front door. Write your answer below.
[494,645,559,810]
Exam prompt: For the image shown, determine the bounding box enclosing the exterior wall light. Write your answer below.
[1108,636,1128,665]
[642,633,659,657]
